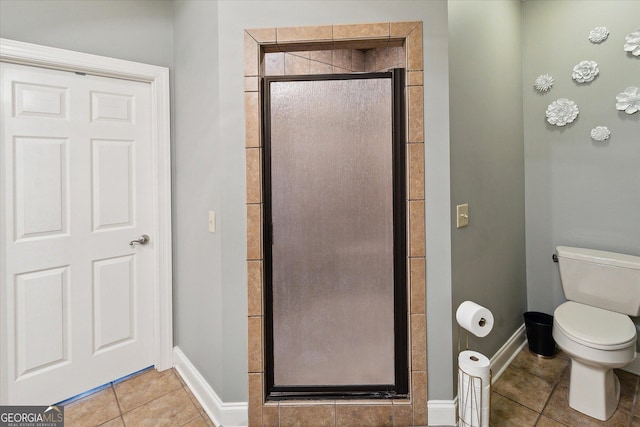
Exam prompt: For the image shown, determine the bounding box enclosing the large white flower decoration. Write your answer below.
[572,60,599,83]
[590,126,611,142]
[534,74,554,92]
[624,29,640,56]
[589,27,609,44]
[546,98,579,126]
[616,86,640,114]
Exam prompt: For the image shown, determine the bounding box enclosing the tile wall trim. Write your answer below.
[173,346,249,427]
[245,21,425,427]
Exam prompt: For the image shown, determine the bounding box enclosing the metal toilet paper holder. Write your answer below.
[457,325,492,427]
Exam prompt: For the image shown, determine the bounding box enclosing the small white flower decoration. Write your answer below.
[624,29,640,56]
[546,98,579,126]
[590,126,611,141]
[572,60,599,83]
[589,27,609,44]
[616,86,640,114]
[534,74,554,92]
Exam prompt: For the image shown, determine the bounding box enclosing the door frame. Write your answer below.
[0,38,173,404]
[262,71,408,400]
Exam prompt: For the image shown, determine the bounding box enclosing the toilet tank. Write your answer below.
[556,246,640,316]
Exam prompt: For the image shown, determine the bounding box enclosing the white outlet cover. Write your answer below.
[457,204,469,228]
[208,211,216,233]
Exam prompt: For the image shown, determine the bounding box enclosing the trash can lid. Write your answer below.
[554,301,636,348]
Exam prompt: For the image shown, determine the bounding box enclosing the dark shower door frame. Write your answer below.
[262,70,408,401]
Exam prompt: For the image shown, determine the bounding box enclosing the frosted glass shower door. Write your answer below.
[264,71,407,399]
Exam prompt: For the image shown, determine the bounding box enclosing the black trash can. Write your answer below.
[523,312,556,358]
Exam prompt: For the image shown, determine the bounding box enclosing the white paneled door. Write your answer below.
[1,62,154,404]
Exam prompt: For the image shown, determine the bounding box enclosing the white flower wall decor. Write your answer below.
[589,27,609,44]
[534,74,554,92]
[546,98,579,126]
[572,60,599,83]
[590,126,611,142]
[624,29,640,56]
[616,86,640,114]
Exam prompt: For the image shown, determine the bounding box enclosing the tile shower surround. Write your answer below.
[244,22,426,427]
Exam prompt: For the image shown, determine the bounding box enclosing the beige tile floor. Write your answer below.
[62,347,639,427]
[491,347,639,427]
[62,368,215,427]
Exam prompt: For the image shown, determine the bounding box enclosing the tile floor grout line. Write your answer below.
[119,386,187,416]
[110,384,124,416]
[112,383,129,427]
[123,381,203,426]
[492,388,544,415]
[629,376,640,427]
[542,378,571,426]
[531,412,542,426]
[114,371,184,415]
[179,412,206,427]
[530,356,569,425]
[106,384,126,427]
[536,373,559,420]
[492,357,569,426]
[494,386,547,424]
[185,383,218,425]
[181,384,213,425]
[519,356,569,385]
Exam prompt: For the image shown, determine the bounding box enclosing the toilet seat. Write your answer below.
[554,301,636,350]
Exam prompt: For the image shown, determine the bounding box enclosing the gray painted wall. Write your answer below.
[448,0,527,389]
[523,1,640,316]
[172,0,225,399]
[0,0,173,68]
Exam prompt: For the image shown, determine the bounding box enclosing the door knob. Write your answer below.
[130,234,150,247]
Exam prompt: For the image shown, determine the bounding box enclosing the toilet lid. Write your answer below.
[554,301,636,349]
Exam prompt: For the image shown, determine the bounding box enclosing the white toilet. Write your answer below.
[553,245,640,421]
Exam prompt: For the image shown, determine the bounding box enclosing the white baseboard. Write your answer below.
[172,326,527,427]
[490,324,527,384]
[622,352,640,376]
[173,347,248,427]
[428,398,458,426]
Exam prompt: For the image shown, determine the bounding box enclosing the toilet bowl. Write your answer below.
[553,246,640,421]
[553,301,636,420]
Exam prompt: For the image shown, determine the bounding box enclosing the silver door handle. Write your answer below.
[130,234,150,247]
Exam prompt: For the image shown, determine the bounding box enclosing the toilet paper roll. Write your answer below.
[458,350,491,385]
[458,350,491,427]
[456,301,494,337]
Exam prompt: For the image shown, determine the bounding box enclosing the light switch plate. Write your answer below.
[208,211,216,233]
[457,204,469,228]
